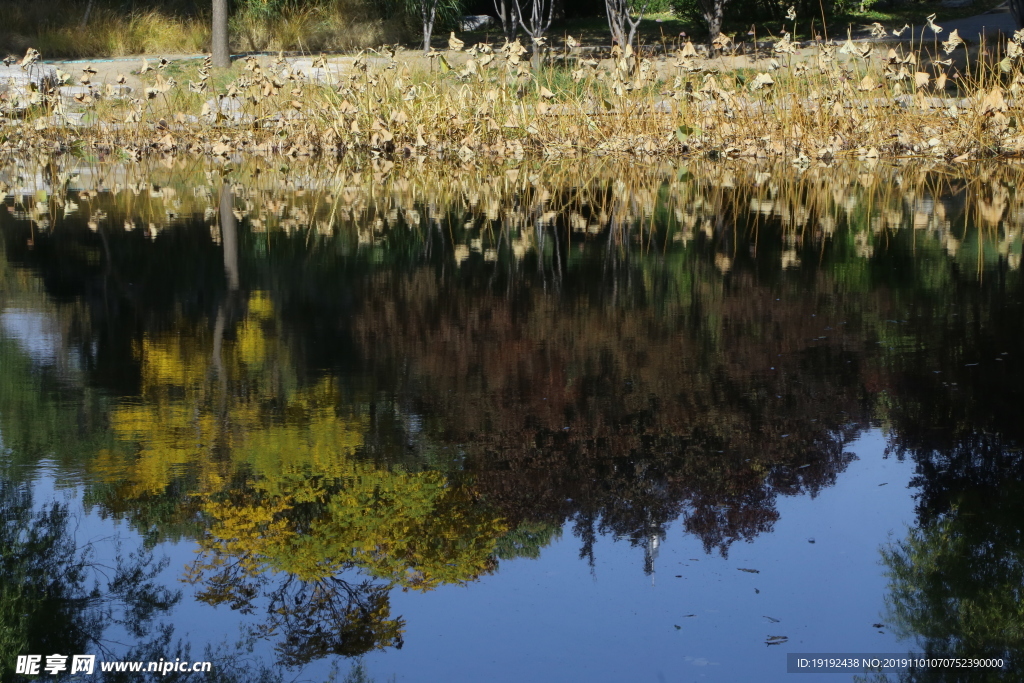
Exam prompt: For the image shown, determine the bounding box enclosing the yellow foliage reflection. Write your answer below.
[92,290,505,602]
[197,466,505,589]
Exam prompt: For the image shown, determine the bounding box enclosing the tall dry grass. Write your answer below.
[0,1,208,58]
[230,0,405,53]
[0,0,401,58]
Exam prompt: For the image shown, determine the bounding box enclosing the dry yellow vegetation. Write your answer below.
[0,0,401,58]
[4,26,1024,162]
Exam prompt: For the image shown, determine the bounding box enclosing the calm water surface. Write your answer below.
[0,158,1022,683]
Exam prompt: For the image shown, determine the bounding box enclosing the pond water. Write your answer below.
[1,158,1022,683]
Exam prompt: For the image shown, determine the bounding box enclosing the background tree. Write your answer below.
[513,0,555,67]
[694,0,728,43]
[418,0,442,54]
[403,0,465,55]
[492,0,520,42]
[605,0,651,52]
[1011,0,1024,29]
[212,0,230,67]
[79,0,95,28]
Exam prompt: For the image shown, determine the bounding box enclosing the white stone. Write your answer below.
[0,63,58,110]
[0,63,58,89]
[459,15,495,31]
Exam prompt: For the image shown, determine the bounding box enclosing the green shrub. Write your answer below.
[642,0,676,12]
[669,0,824,34]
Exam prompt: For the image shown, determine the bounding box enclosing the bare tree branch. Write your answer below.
[512,0,555,67]
[605,0,652,51]
[492,0,520,43]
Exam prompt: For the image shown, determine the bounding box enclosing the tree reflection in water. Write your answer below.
[2,158,1024,671]
[876,295,1024,682]
[0,480,183,681]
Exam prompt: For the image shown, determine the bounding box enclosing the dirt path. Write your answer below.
[906,3,1016,42]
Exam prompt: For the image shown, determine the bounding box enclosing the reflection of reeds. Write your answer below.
[9,26,1024,160]
[1,157,1021,273]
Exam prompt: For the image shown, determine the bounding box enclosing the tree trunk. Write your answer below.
[606,0,650,53]
[79,0,94,29]
[627,22,640,51]
[494,0,520,42]
[605,0,625,48]
[514,0,554,68]
[626,0,651,50]
[214,183,238,418]
[1011,0,1024,28]
[212,0,230,68]
[422,3,437,54]
[702,1,724,47]
[220,184,239,292]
